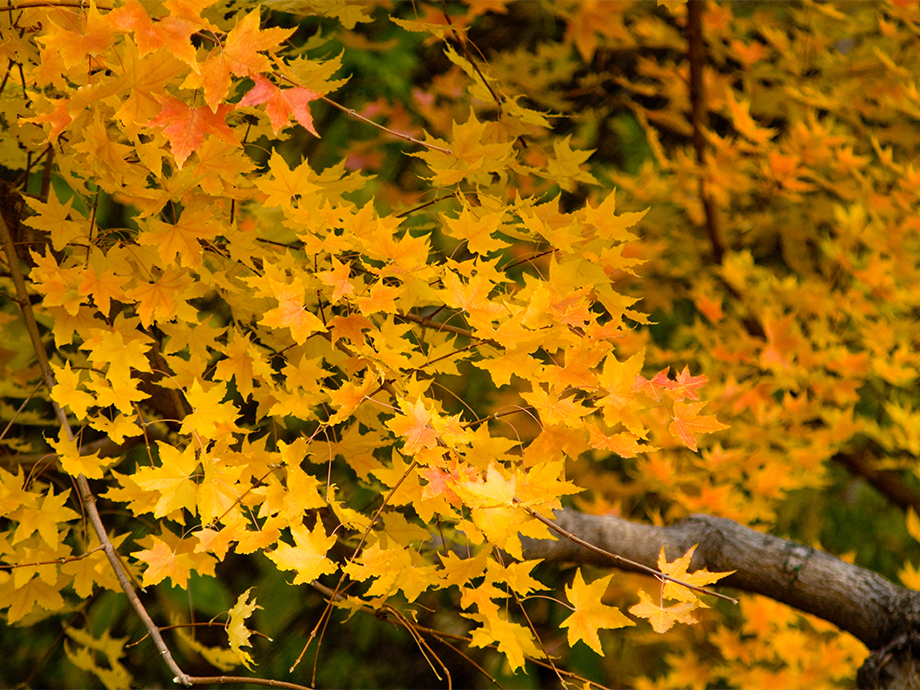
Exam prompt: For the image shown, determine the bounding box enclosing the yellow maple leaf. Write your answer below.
[561,569,634,654]
[50,431,112,480]
[64,626,130,690]
[181,379,243,443]
[50,361,95,420]
[657,545,734,603]
[266,520,337,585]
[260,284,326,345]
[546,135,598,191]
[442,204,509,255]
[466,611,545,672]
[137,206,221,268]
[9,484,79,549]
[254,150,321,208]
[133,442,199,518]
[227,588,262,671]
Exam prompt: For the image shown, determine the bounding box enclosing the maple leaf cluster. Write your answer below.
[0,0,740,685]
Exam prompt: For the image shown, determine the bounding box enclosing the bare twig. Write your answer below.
[319,95,453,155]
[0,211,192,686]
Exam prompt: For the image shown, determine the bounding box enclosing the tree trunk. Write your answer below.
[521,509,920,689]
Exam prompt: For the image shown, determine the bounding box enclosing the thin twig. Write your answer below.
[0,1,114,12]
[319,95,452,155]
[0,211,193,686]
[184,676,311,689]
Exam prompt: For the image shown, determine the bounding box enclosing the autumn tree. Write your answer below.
[0,1,918,688]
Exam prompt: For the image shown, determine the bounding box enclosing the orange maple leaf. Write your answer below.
[521,384,592,427]
[109,0,214,66]
[147,95,239,169]
[668,401,729,452]
[386,398,440,455]
[587,423,650,458]
[195,8,294,109]
[21,99,72,140]
[629,590,700,633]
[317,257,355,303]
[239,74,321,136]
[260,285,326,344]
[38,1,116,69]
[132,529,216,589]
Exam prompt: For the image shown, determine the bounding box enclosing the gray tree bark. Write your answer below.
[521,509,920,689]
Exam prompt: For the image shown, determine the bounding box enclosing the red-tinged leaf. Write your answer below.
[668,366,709,401]
[21,99,72,140]
[239,74,321,136]
[421,466,461,504]
[668,401,729,452]
[195,8,294,109]
[631,367,672,402]
[147,95,239,169]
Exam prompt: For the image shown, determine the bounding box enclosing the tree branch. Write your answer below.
[687,0,724,264]
[0,210,192,686]
[834,449,920,516]
[521,509,920,653]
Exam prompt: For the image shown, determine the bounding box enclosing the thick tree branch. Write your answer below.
[522,508,920,686]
